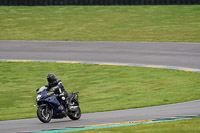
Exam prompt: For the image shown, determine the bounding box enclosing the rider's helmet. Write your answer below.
[47,73,56,85]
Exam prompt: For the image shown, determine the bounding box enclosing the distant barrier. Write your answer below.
[0,0,200,6]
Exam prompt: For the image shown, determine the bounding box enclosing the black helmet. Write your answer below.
[47,73,56,84]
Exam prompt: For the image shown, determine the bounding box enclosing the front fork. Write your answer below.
[45,104,48,116]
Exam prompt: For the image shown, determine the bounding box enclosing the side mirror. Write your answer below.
[36,88,39,92]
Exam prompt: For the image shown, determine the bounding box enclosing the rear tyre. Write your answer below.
[68,107,81,120]
[37,106,52,123]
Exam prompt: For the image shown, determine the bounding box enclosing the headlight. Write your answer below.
[37,94,42,101]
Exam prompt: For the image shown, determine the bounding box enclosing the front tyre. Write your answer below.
[68,107,81,120]
[37,106,52,123]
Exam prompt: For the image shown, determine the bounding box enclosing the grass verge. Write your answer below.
[0,61,200,120]
[0,6,200,42]
[72,117,200,133]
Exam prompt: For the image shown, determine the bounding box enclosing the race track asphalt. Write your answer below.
[0,41,200,69]
[0,41,200,133]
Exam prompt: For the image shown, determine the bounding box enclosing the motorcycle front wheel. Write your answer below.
[68,107,81,120]
[37,106,52,123]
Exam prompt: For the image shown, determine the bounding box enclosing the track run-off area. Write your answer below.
[0,41,200,133]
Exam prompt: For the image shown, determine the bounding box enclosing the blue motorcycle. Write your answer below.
[35,86,81,123]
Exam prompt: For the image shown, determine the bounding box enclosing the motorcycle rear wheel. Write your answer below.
[68,107,81,120]
[37,106,52,123]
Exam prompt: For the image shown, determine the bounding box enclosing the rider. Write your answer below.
[45,73,68,114]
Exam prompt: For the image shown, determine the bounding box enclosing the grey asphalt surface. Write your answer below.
[0,41,200,69]
[0,41,200,133]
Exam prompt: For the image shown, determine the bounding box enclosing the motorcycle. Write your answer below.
[35,86,81,123]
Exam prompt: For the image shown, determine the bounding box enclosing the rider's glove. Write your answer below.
[52,86,59,92]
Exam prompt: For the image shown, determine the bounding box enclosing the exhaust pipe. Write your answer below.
[69,106,78,111]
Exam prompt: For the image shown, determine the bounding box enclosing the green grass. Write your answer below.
[72,117,200,133]
[0,5,200,42]
[0,61,200,120]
